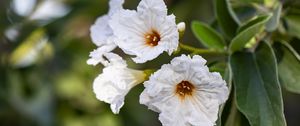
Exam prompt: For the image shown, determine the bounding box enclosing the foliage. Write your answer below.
[190,0,300,126]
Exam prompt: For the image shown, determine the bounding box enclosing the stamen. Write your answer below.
[145,30,161,46]
[175,81,195,99]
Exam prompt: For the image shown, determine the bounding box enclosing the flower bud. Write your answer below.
[177,22,186,39]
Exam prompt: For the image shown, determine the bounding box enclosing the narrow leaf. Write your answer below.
[229,15,271,53]
[230,41,286,126]
[266,3,282,32]
[191,21,225,51]
[274,42,300,94]
[215,0,240,39]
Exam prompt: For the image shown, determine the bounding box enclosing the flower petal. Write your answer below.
[157,14,179,55]
[93,72,125,114]
[90,15,113,46]
[90,0,124,46]
[108,0,124,16]
[137,0,167,17]
[87,44,117,66]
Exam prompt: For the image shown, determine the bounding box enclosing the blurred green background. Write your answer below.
[0,0,300,126]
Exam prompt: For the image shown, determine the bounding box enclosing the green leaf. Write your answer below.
[237,15,271,33]
[214,0,240,40]
[274,42,300,94]
[229,15,271,53]
[230,41,286,126]
[266,3,282,32]
[191,21,226,51]
[224,101,250,126]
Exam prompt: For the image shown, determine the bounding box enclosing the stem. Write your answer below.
[179,43,226,55]
[248,31,267,52]
[143,69,156,80]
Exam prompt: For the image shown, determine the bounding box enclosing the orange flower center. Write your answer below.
[145,30,161,46]
[175,81,195,99]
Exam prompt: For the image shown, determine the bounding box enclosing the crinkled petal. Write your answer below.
[109,9,147,41]
[93,72,125,114]
[156,14,179,55]
[137,0,167,17]
[108,0,124,16]
[87,44,117,66]
[90,0,124,46]
[131,46,166,63]
[109,9,148,54]
[90,15,113,46]
[103,52,127,66]
[158,99,215,126]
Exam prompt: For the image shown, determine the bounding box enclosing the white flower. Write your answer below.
[140,55,229,126]
[109,0,179,63]
[90,0,124,46]
[93,53,146,114]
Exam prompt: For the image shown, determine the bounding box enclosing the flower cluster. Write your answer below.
[87,0,229,125]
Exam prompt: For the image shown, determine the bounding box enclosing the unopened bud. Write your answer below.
[177,22,185,39]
